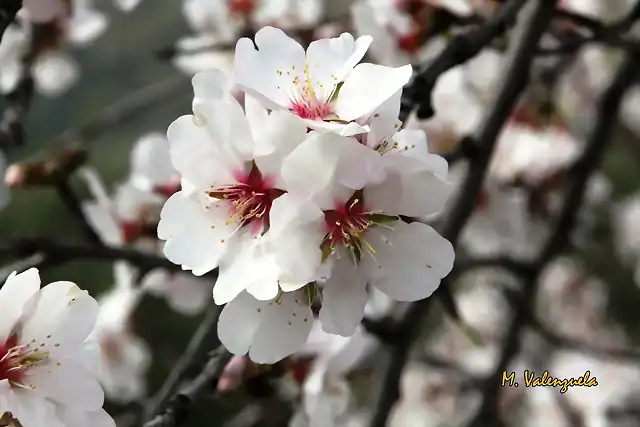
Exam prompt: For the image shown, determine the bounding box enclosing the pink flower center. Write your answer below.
[153,178,181,199]
[396,31,422,54]
[0,335,47,384]
[228,0,255,15]
[208,163,285,235]
[324,193,372,247]
[290,96,335,120]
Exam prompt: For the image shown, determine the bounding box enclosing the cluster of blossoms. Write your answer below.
[157,26,456,363]
[0,0,143,97]
[0,268,114,427]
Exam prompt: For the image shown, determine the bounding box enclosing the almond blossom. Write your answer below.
[158,70,324,305]
[88,263,150,403]
[279,129,455,336]
[217,289,315,364]
[0,268,114,427]
[234,27,412,136]
[0,4,108,97]
[79,133,180,248]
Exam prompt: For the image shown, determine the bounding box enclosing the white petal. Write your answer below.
[306,33,372,89]
[158,191,235,276]
[1,383,63,427]
[249,292,313,364]
[23,0,65,22]
[234,26,307,110]
[319,259,368,337]
[365,221,454,301]
[217,291,266,356]
[19,281,99,354]
[335,64,412,121]
[166,115,237,187]
[112,0,141,12]
[303,119,370,136]
[66,6,108,46]
[80,202,122,246]
[253,110,308,187]
[129,133,175,187]
[0,268,41,340]
[33,53,80,97]
[192,69,231,104]
[27,357,104,410]
[282,132,379,209]
[214,236,280,304]
[56,407,115,427]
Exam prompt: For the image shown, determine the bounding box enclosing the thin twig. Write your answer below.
[531,318,640,361]
[54,179,103,245]
[144,304,222,421]
[143,347,233,427]
[0,238,219,284]
[399,0,528,121]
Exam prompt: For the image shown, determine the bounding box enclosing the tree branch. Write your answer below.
[144,304,222,422]
[142,347,233,427]
[367,2,555,426]
[466,46,640,427]
[399,0,528,122]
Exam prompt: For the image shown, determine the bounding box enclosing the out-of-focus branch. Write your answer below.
[142,346,233,427]
[467,48,640,427]
[144,304,222,422]
[55,75,189,146]
[0,238,219,284]
[399,0,528,121]
[530,318,640,361]
[367,2,554,426]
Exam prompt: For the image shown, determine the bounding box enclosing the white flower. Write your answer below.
[0,268,113,427]
[489,123,581,186]
[613,191,640,285]
[403,51,497,154]
[292,323,376,427]
[460,181,548,259]
[621,86,640,138]
[280,130,455,336]
[88,263,150,403]
[22,0,67,23]
[217,289,314,364]
[141,269,212,316]
[234,26,412,136]
[350,0,448,68]
[0,151,9,211]
[79,133,180,247]
[158,70,324,304]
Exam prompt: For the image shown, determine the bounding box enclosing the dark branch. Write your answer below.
[399,0,528,122]
[142,347,233,427]
[0,238,219,284]
[467,46,640,427]
[144,304,222,422]
[367,2,555,426]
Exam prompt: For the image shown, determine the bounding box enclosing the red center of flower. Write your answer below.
[208,163,285,234]
[324,193,371,247]
[474,188,491,210]
[396,31,422,54]
[153,179,181,199]
[229,0,255,15]
[290,97,335,120]
[0,336,27,383]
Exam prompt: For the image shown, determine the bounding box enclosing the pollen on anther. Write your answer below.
[54,343,60,347]
[220,239,225,243]
[288,321,292,326]
[46,335,51,339]
[257,308,261,313]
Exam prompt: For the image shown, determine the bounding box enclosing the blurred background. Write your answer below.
[1,0,640,426]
